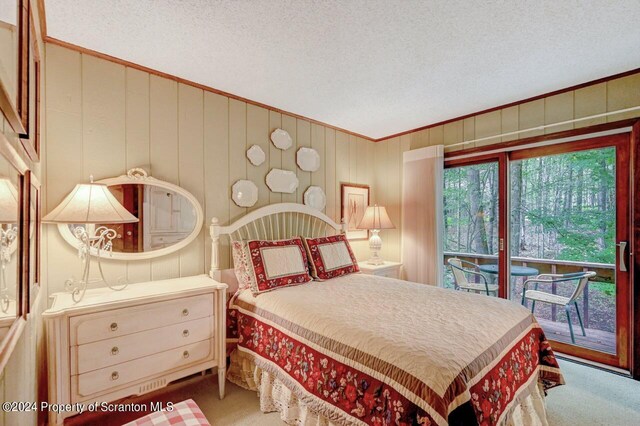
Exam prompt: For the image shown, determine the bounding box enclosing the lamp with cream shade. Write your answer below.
[0,178,18,313]
[357,204,395,265]
[43,179,138,302]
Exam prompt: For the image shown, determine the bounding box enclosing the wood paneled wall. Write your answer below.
[44,44,376,294]
[44,44,640,284]
[374,72,640,263]
[397,73,640,151]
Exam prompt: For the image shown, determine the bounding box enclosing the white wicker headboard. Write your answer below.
[209,203,346,281]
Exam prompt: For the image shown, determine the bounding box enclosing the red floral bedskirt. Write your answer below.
[231,308,563,426]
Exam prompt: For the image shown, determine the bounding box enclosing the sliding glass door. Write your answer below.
[509,135,630,369]
[444,154,507,296]
[443,134,630,369]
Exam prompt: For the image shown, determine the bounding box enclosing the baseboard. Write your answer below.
[555,353,632,378]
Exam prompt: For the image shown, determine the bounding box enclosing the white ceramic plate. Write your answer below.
[246,145,266,166]
[304,186,326,211]
[270,128,293,150]
[266,169,299,193]
[296,147,320,172]
[232,180,258,207]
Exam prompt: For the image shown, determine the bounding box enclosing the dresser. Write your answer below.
[358,261,403,279]
[44,275,227,425]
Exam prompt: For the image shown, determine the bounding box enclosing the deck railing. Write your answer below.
[443,251,615,329]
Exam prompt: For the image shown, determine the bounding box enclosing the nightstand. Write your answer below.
[358,261,402,279]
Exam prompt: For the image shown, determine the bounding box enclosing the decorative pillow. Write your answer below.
[231,240,252,290]
[303,234,360,280]
[246,237,312,295]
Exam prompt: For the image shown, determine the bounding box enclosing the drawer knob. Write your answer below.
[183,350,190,359]
[182,329,190,337]
[110,322,118,332]
[111,371,119,381]
[182,308,189,317]
[111,346,119,356]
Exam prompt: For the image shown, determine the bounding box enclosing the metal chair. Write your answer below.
[447,258,498,296]
[521,271,596,344]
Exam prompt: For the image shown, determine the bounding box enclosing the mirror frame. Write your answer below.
[0,131,28,373]
[27,171,40,308]
[58,168,204,260]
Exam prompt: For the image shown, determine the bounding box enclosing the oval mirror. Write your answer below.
[58,168,204,260]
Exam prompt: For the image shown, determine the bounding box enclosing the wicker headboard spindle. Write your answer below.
[209,203,346,280]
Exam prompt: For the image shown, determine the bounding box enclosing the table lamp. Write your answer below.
[357,204,395,265]
[0,178,18,313]
[43,178,138,302]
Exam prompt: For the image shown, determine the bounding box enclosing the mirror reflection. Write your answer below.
[29,183,39,307]
[68,184,198,253]
[0,159,19,322]
[0,0,19,104]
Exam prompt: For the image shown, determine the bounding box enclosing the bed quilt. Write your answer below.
[231,273,564,426]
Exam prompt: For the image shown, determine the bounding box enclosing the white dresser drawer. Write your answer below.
[72,316,213,374]
[44,276,227,426]
[70,294,213,345]
[73,339,213,399]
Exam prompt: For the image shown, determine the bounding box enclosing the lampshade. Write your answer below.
[43,183,138,224]
[357,205,395,230]
[0,178,18,224]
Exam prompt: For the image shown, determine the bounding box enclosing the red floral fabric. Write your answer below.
[247,237,312,295]
[226,292,239,355]
[468,327,562,425]
[236,311,562,426]
[304,234,360,280]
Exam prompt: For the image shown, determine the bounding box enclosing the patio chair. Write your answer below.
[521,271,596,344]
[447,258,498,296]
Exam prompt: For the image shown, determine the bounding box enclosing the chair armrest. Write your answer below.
[535,273,565,279]
[536,272,586,280]
[463,269,487,283]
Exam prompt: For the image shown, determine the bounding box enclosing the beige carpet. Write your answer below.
[183,359,640,425]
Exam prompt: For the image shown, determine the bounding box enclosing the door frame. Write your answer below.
[444,119,638,375]
[631,120,640,380]
[445,153,509,298]
[509,133,630,369]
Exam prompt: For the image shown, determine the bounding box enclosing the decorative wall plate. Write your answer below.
[247,145,266,166]
[296,147,320,172]
[266,169,299,193]
[304,186,326,211]
[270,128,293,150]
[232,180,258,207]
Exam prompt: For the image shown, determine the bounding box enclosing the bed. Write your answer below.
[209,203,564,426]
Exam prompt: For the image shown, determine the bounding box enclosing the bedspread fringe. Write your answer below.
[500,379,548,426]
[228,349,549,426]
[229,349,366,425]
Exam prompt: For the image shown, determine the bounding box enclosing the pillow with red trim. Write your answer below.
[231,240,252,290]
[303,234,360,280]
[246,237,312,295]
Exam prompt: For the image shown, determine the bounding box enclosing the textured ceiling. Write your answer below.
[46,0,640,139]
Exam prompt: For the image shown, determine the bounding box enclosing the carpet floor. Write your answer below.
[66,359,640,425]
[197,359,640,425]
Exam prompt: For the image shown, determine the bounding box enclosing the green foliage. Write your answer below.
[444,147,616,264]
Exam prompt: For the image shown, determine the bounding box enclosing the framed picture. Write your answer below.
[0,0,30,136]
[19,9,40,161]
[341,183,370,240]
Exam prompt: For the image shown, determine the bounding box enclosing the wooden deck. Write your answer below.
[537,317,616,354]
